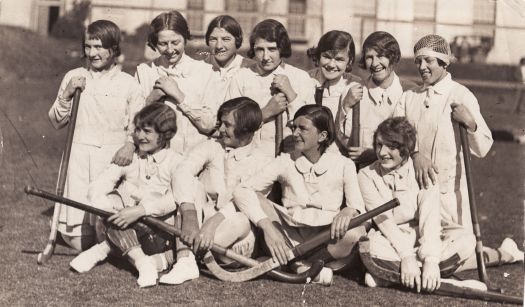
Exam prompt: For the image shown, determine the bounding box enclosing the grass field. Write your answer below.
[0,26,523,306]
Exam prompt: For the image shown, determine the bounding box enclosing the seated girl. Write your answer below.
[69,103,197,288]
[233,105,366,285]
[358,117,523,292]
[160,97,272,285]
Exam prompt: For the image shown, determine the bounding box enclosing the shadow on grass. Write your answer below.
[491,129,517,142]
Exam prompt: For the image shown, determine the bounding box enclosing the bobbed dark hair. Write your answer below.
[147,11,190,51]
[134,103,177,149]
[373,117,416,161]
[82,20,121,58]
[217,97,262,139]
[205,15,243,49]
[293,105,335,154]
[247,19,291,59]
[358,31,401,70]
[307,30,356,72]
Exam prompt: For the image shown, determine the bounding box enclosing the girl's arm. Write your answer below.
[87,163,127,211]
[48,72,86,129]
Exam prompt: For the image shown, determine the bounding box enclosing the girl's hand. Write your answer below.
[193,213,224,254]
[342,84,363,114]
[263,92,287,119]
[180,209,200,247]
[412,152,439,189]
[63,76,86,99]
[154,76,185,103]
[259,219,291,266]
[107,206,146,229]
[272,75,297,102]
[421,260,440,292]
[331,207,358,240]
[145,88,166,105]
[451,102,477,132]
[111,142,135,166]
[401,255,422,292]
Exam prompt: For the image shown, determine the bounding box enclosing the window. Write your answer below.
[187,11,204,32]
[288,16,305,37]
[226,0,257,12]
[414,0,436,20]
[187,0,204,9]
[412,22,434,45]
[473,0,496,24]
[353,1,376,16]
[289,0,306,14]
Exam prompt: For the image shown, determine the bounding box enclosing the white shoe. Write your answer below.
[312,267,333,286]
[442,278,488,291]
[159,255,199,285]
[70,242,110,273]
[499,238,524,263]
[135,256,158,288]
[364,272,392,288]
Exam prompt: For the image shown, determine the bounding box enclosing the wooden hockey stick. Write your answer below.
[459,125,489,283]
[25,186,322,282]
[38,88,81,265]
[359,239,522,305]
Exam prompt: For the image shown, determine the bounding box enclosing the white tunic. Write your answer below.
[135,54,218,154]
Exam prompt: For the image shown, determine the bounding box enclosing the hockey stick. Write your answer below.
[459,124,489,283]
[359,239,522,305]
[38,88,81,265]
[25,186,322,282]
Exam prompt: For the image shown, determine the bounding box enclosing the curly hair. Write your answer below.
[205,15,243,49]
[147,11,190,51]
[247,19,291,59]
[373,117,416,161]
[358,31,401,70]
[134,103,177,149]
[217,97,262,139]
[293,105,335,154]
[307,30,356,72]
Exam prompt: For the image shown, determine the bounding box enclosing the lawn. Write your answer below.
[0,26,523,306]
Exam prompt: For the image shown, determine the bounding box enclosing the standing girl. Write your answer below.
[227,19,315,157]
[48,20,144,251]
[135,11,218,154]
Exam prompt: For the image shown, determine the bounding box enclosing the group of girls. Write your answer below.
[48,10,523,290]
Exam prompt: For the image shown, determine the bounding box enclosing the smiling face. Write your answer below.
[319,48,350,81]
[135,125,162,154]
[253,38,282,73]
[84,37,115,72]
[209,27,238,68]
[292,116,327,156]
[375,135,404,171]
[415,55,447,86]
[218,111,243,148]
[156,30,186,66]
[364,48,395,87]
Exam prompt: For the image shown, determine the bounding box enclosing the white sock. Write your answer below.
[135,256,158,288]
[70,241,111,273]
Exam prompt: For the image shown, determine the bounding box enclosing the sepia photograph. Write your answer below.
[0,0,523,305]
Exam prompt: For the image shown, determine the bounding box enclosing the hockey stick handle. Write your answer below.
[292,198,399,257]
[459,125,488,283]
[349,101,360,147]
[56,88,81,196]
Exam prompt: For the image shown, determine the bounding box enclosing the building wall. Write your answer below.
[0,0,34,29]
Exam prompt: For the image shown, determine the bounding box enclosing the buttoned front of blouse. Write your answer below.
[88,149,183,217]
[234,151,364,227]
[49,65,145,147]
[226,62,315,156]
[338,73,403,150]
[135,54,219,154]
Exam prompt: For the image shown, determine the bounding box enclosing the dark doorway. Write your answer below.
[48,6,59,33]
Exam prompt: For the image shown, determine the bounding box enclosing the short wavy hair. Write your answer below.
[307,30,356,72]
[373,117,416,161]
[134,103,177,149]
[217,97,262,139]
[83,20,121,58]
[293,105,335,154]
[147,11,190,51]
[248,19,291,59]
[205,15,243,49]
[358,31,401,70]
